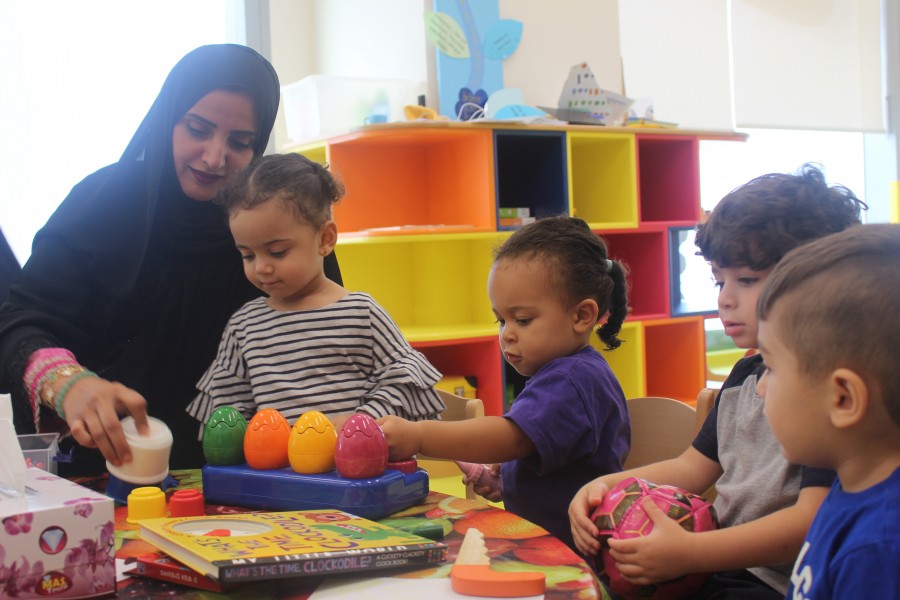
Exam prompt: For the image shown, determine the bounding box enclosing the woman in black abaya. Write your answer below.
[0,44,341,475]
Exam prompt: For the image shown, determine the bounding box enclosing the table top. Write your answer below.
[77,469,607,599]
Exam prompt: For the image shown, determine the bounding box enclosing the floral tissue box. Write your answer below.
[1,467,114,598]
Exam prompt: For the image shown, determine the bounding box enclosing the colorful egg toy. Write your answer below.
[335,413,388,479]
[244,408,291,470]
[288,411,338,474]
[202,406,247,466]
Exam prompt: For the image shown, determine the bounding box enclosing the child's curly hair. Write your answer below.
[695,163,865,269]
[215,153,344,228]
[494,216,629,350]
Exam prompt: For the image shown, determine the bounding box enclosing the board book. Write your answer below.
[125,551,239,592]
[137,509,448,584]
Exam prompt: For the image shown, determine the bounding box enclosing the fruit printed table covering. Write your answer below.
[76,470,607,599]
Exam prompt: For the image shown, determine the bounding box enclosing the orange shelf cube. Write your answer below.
[643,317,707,403]
[323,128,496,234]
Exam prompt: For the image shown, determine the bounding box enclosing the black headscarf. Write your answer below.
[0,44,341,473]
[38,44,281,299]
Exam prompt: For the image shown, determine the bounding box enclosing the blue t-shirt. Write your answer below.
[786,467,899,599]
[501,345,630,551]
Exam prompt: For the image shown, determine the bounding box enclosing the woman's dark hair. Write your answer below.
[695,163,865,270]
[215,153,344,228]
[494,216,629,350]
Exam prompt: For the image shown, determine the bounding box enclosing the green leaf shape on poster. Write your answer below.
[424,12,470,58]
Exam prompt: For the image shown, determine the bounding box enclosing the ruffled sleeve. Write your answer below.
[357,297,445,421]
[186,314,256,430]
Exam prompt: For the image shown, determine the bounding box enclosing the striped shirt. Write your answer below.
[187,292,444,427]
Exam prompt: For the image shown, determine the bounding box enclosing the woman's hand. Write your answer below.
[376,415,422,461]
[57,376,148,466]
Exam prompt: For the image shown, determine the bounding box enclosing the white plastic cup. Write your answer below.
[106,416,173,485]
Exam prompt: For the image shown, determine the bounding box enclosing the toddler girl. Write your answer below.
[188,153,445,431]
[379,216,631,552]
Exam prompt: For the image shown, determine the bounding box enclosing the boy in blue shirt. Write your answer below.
[756,223,899,599]
[569,164,865,598]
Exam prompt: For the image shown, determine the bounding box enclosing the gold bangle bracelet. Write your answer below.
[40,365,88,408]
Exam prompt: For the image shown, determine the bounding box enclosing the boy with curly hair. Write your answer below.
[569,164,865,599]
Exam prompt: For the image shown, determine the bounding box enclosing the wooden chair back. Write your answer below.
[693,387,719,501]
[694,387,717,434]
[623,389,719,499]
[436,389,485,421]
[623,396,697,470]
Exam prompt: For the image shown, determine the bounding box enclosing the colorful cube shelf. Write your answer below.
[293,124,744,412]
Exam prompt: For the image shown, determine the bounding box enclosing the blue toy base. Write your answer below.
[201,463,430,520]
[105,472,178,504]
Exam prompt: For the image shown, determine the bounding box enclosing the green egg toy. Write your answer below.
[202,406,248,465]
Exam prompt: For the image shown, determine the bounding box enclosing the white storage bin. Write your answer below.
[282,75,424,144]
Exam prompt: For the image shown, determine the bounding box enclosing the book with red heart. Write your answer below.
[136,509,447,584]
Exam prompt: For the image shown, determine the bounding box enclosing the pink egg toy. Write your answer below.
[334,413,388,479]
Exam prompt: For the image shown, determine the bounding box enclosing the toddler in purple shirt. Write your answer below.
[379,216,631,552]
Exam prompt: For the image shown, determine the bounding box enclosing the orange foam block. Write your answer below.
[450,528,545,598]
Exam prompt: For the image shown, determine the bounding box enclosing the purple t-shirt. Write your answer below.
[502,345,630,552]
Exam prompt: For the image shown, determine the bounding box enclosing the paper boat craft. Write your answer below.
[540,62,633,126]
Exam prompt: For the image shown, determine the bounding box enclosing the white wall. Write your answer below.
[312,1,429,80]
[618,0,732,129]
[618,0,884,132]
[267,0,623,149]
[498,0,622,109]
[268,0,430,150]
[732,0,883,132]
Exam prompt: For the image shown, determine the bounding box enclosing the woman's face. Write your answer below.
[172,89,258,201]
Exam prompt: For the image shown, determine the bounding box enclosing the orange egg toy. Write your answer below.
[288,411,337,474]
[244,408,291,470]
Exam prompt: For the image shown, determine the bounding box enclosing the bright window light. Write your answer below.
[0,1,230,265]
[699,128,866,214]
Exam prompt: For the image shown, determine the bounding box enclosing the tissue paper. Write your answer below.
[0,394,26,497]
